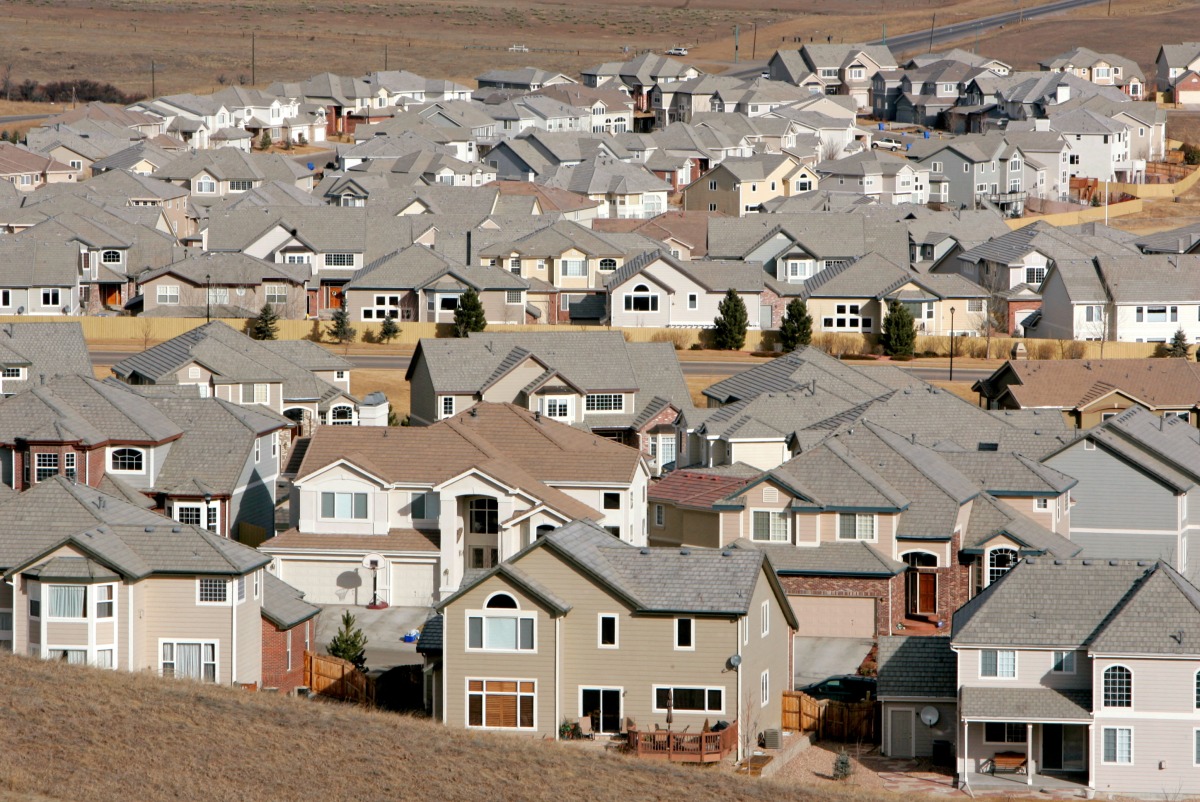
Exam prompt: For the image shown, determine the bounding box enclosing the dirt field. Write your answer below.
[0,0,1102,97]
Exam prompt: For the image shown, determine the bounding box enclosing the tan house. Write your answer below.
[423,519,795,758]
[139,252,309,319]
[0,142,80,190]
[682,154,818,217]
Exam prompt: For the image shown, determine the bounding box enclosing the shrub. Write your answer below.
[453,289,487,337]
[778,298,812,352]
[650,329,692,351]
[879,300,916,357]
[378,315,400,344]
[1059,340,1086,360]
[326,307,356,344]
[712,289,748,351]
[833,750,853,781]
[1031,341,1057,360]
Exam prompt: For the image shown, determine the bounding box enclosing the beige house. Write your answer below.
[0,142,80,190]
[139,252,308,319]
[425,519,795,757]
[682,154,818,217]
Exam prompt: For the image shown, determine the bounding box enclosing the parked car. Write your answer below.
[798,675,876,703]
[666,47,688,56]
[872,137,905,152]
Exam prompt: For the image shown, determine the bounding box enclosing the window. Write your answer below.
[687,293,698,310]
[1052,650,1075,673]
[795,179,811,192]
[229,180,253,192]
[708,179,718,191]
[0,290,9,307]
[195,176,216,193]
[284,253,310,265]
[176,505,203,527]
[761,600,770,637]
[468,498,499,535]
[967,299,984,313]
[561,259,586,277]
[96,649,113,669]
[101,250,122,264]
[623,284,658,313]
[198,578,227,604]
[34,453,58,482]
[599,258,617,272]
[254,438,261,463]
[109,448,144,473]
[440,397,455,418]
[161,642,217,682]
[1195,670,1200,709]
[675,618,694,650]
[1102,727,1132,764]
[329,405,354,425]
[64,452,75,480]
[237,576,246,602]
[585,394,624,412]
[980,649,1016,678]
[984,722,1026,743]
[654,504,664,527]
[1035,498,1049,511]
[654,686,723,713]
[708,203,718,212]
[41,289,61,308]
[47,586,86,619]
[837,513,875,541]
[602,492,621,510]
[29,597,39,618]
[320,492,368,520]
[265,284,287,304]
[987,547,1017,585]
[467,679,535,729]
[156,285,180,305]
[410,491,438,520]
[751,511,789,542]
[539,397,571,420]
[325,253,354,267]
[1103,665,1132,708]
[598,614,618,648]
[761,669,770,707]
[240,383,269,404]
[1,367,18,379]
[467,597,535,652]
[439,296,459,312]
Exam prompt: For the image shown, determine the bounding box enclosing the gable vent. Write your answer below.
[762,487,778,503]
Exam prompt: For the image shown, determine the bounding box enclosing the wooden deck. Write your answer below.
[625,722,738,763]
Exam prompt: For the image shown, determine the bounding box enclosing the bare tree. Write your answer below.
[1,64,12,102]
[1079,305,1110,358]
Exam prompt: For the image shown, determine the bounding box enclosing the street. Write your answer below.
[870,0,1111,53]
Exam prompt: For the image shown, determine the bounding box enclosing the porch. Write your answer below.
[963,767,1088,795]
[625,721,738,763]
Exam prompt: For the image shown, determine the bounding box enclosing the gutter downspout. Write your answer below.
[127,584,134,671]
[736,617,744,763]
[554,617,561,739]
[231,578,237,685]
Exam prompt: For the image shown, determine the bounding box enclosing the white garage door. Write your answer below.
[1179,89,1200,104]
[391,562,436,607]
[279,560,365,605]
[789,596,875,638]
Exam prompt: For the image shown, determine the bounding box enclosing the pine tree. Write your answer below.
[251,302,279,340]
[779,298,813,352]
[378,314,400,344]
[1167,328,1190,358]
[327,306,356,344]
[833,750,853,781]
[258,130,272,151]
[327,611,368,671]
[453,288,487,338]
[879,300,917,357]
[712,288,748,351]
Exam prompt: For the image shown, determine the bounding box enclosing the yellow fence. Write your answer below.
[1006,198,1145,230]
[1106,164,1200,199]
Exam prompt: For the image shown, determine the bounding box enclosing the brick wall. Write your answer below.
[779,573,903,637]
[261,616,313,693]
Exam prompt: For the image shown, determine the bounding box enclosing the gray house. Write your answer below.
[878,636,957,758]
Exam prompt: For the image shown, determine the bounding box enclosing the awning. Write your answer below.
[961,686,1091,722]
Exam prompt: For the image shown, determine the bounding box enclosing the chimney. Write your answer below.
[534,410,541,422]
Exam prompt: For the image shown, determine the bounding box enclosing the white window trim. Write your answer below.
[1102,663,1134,710]
[107,447,147,475]
[195,578,231,606]
[158,638,219,683]
[674,617,695,651]
[1101,726,1134,765]
[464,676,538,731]
[654,504,665,527]
[43,584,90,623]
[760,669,770,708]
[1051,650,1076,674]
[750,508,790,543]
[979,648,1018,680]
[761,600,770,637]
[597,613,620,649]
[836,512,878,542]
[465,608,538,655]
[318,491,370,522]
[651,684,725,715]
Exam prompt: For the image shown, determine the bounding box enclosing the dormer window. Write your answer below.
[195,176,216,194]
[109,448,145,474]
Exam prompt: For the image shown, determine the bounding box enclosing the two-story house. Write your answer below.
[422,519,794,757]
[138,252,309,319]
[263,403,649,604]
[0,322,91,398]
[1010,109,1131,182]
[681,154,818,216]
[1156,43,1200,98]
[1039,48,1145,98]
[815,150,930,206]
[908,134,1028,214]
[769,44,898,110]
[950,557,1200,797]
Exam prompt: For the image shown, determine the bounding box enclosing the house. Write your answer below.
[109,321,367,432]
[0,238,86,316]
[0,142,80,190]
[950,557,1200,796]
[423,518,795,755]
[1010,109,1131,182]
[814,151,930,206]
[973,358,1200,428]
[363,70,473,107]
[592,210,723,261]
[650,75,744,126]
[0,322,90,397]
[534,84,635,135]
[261,403,650,602]
[156,149,315,210]
[266,73,375,136]
[1155,43,1200,95]
[681,154,818,216]
[404,332,692,467]
[769,44,898,110]
[1039,47,1145,98]
[0,476,268,686]
[0,374,288,543]
[542,156,671,220]
[582,54,699,114]
[475,68,577,93]
[877,636,957,757]
[907,134,1028,213]
[138,252,309,319]
[260,571,320,693]
[1135,221,1200,255]
[1041,406,1200,577]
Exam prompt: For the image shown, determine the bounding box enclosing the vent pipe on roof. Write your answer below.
[466,230,473,266]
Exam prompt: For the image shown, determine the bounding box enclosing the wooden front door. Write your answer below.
[916,572,937,615]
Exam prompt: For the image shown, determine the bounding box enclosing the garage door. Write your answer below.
[391,562,436,607]
[279,560,365,605]
[789,596,875,638]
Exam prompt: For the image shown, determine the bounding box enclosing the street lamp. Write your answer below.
[205,273,212,323]
[949,306,956,382]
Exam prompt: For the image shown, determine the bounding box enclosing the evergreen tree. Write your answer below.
[327,611,368,671]
[1167,327,1191,358]
[453,288,487,338]
[327,306,356,344]
[712,288,748,351]
[378,314,400,344]
[879,300,917,357]
[833,750,853,781]
[258,130,272,151]
[778,298,813,352]
[251,302,279,340]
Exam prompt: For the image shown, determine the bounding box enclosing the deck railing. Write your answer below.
[625,722,738,763]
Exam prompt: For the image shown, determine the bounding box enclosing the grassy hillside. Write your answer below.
[0,652,849,802]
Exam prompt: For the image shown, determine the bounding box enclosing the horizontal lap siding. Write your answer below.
[959,647,1090,689]
[1046,444,1178,532]
[1094,657,1196,714]
[1093,718,1200,795]
[140,577,235,684]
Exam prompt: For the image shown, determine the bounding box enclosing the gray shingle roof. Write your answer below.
[960,686,1092,721]
[261,571,321,629]
[877,636,956,698]
[416,613,443,654]
[0,323,91,396]
[731,538,903,576]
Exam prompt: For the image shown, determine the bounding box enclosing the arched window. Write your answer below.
[1103,665,1132,708]
[329,405,354,425]
[536,524,557,539]
[101,250,122,264]
[599,258,617,271]
[623,284,658,313]
[903,552,938,567]
[485,593,518,609]
[110,448,144,473]
[987,547,1018,585]
[195,176,216,194]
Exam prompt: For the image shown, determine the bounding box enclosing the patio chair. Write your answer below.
[577,716,595,740]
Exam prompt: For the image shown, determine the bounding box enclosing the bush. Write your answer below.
[1183,143,1200,166]
[1031,341,1057,360]
[1058,340,1086,360]
[649,329,692,351]
[833,750,853,781]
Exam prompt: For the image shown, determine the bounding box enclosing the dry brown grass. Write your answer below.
[352,368,410,421]
[0,651,870,802]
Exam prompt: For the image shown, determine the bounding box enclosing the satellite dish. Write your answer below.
[920,706,940,726]
[362,553,385,570]
[726,654,742,670]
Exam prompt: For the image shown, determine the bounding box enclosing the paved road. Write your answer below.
[90,347,991,384]
[0,113,52,125]
[871,0,1110,53]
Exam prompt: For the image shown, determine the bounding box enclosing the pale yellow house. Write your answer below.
[682,154,819,217]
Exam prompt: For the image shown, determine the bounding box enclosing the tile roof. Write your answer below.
[260,571,321,629]
[702,345,919,405]
[0,322,90,395]
[416,613,443,654]
[648,470,753,509]
[731,538,904,576]
[977,358,1200,410]
[960,686,1092,721]
[877,636,956,698]
[263,528,439,553]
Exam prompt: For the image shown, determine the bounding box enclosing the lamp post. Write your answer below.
[949,306,956,382]
[205,273,212,323]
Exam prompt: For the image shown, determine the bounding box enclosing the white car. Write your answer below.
[666,47,688,56]
[873,137,905,151]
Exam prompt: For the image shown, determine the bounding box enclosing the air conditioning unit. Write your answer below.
[762,728,783,750]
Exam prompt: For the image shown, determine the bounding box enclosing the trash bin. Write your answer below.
[932,739,954,767]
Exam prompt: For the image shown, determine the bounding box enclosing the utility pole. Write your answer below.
[733,25,739,63]
[752,23,758,61]
[384,44,388,71]
[251,33,256,85]
[150,60,155,98]
[928,13,936,54]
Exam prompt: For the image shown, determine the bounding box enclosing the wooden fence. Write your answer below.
[782,691,876,743]
[303,651,375,706]
[626,722,739,763]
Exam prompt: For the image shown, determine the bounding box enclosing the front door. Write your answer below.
[581,688,622,734]
[903,553,938,617]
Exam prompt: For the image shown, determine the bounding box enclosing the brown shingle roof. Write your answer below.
[981,359,1200,410]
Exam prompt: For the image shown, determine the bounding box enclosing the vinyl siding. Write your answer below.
[737,566,792,736]
[1091,718,1200,794]
[236,574,263,685]
[140,576,236,684]
[729,441,788,471]
[650,505,720,549]
[883,700,956,756]
[1046,441,1179,532]
[958,647,1089,689]
[407,357,437,425]
[1093,657,1199,715]
[481,360,548,405]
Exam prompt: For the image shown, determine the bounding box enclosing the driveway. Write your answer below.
[794,636,874,688]
[314,604,432,671]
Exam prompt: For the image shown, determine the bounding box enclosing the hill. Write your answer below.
[0,652,840,802]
